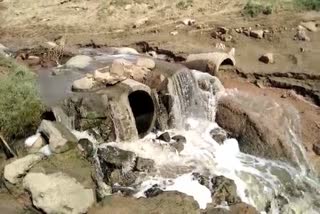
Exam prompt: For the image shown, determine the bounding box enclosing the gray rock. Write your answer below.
[78,138,95,158]
[211,176,241,205]
[210,127,227,144]
[38,120,77,153]
[313,144,320,155]
[259,53,274,64]
[4,153,43,184]
[98,146,136,170]
[157,132,171,142]
[172,135,187,144]
[72,77,95,91]
[144,184,164,197]
[23,172,95,214]
[250,30,264,39]
[66,55,93,69]
[0,43,10,57]
[295,29,310,41]
[135,157,155,172]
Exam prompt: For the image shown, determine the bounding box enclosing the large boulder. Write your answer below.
[4,153,43,184]
[210,176,241,205]
[216,93,306,165]
[88,192,199,214]
[38,120,78,153]
[23,172,95,214]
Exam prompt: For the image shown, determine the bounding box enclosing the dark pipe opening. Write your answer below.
[41,110,56,121]
[221,58,234,66]
[128,90,155,137]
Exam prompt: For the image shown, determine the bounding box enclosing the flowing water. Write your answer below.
[104,69,320,213]
[37,51,320,213]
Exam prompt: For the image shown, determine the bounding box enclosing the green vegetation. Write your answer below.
[176,0,194,10]
[243,0,320,17]
[242,0,273,17]
[295,0,320,10]
[0,56,44,140]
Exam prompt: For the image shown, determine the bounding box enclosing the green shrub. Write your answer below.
[295,0,320,10]
[0,56,44,140]
[176,0,193,10]
[243,0,273,17]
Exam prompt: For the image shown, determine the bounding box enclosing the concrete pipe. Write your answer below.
[183,49,236,76]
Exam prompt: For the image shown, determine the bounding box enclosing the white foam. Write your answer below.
[25,133,41,147]
[165,173,212,209]
[39,145,52,156]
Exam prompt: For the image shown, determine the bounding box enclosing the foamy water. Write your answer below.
[109,118,320,213]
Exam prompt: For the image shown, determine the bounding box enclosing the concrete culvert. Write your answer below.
[128,90,155,137]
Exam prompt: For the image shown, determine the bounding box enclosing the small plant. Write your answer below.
[243,0,273,17]
[0,56,44,140]
[176,0,193,10]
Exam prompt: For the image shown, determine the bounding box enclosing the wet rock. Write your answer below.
[210,127,227,144]
[136,57,156,69]
[259,53,274,64]
[171,136,186,153]
[157,132,171,142]
[66,55,92,69]
[216,93,302,163]
[72,76,95,91]
[98,146,136,170]
[78,138,95,158]
[250,30,264,39]
[38,120,78,153]
[135,157,155,172]
[25,134,46,154]
[88,192,199,214]
[23,172,95,214]
[112,185,135,196]
[300,21,318,32]
[313,143,320,155]
[62,94,116,143]
[98,146,138,186]
[295,28,310,41]
[145,184,164,197]
[192,173,210,188]
[211,176,241,205]
[172,135,187,144]
[205,202,258,214]
[4,153,43,184]
[93,68,126,85]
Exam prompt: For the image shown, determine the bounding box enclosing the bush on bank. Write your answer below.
[0,56,44,140]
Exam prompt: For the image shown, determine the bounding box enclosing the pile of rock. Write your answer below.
[72,57,156,91]
[211,27,233,42]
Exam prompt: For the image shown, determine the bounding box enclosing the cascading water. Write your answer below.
[100,69,320,213]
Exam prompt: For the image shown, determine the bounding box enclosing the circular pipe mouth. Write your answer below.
[128,90,155,137]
